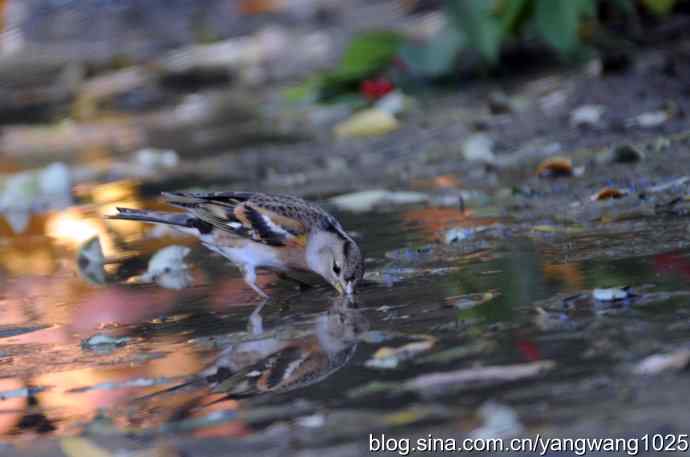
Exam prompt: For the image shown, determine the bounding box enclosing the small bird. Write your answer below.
[107,191,364,297]
[204,297,366,397]
[132,298,366,418]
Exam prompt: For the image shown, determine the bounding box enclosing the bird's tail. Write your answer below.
[106,207,213,234]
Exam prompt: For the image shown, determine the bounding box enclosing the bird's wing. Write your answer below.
[210,344,328,396]
[162,191,322,247]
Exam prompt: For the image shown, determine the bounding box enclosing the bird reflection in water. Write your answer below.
[135,296,368,428]
[209,296,366,397]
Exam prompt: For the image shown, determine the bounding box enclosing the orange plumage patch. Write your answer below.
[288,234,307,247]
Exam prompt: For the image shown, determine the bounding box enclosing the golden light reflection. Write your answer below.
[0,378,27,436]
[87,180,139,204]
[89,180,192,248]
[31,343,206,435]
[144,345,205,379]
[46,210,102,246]
[0,212,49,237]
[0,236,58,276]
[46,180,147,258]
[45,207,130,264]
[0,179,187,278]
[35,366,147,435]
[0,178,186,327]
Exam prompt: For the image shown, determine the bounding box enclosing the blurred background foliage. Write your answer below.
[291,0,686,102]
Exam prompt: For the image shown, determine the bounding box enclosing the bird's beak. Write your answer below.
[334,282,345,295]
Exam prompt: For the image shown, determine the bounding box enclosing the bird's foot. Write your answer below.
[248,298,268,335]
[241,266,269,299]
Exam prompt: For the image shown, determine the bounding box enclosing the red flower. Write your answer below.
[516,339,541,362]
[360,77,394,101]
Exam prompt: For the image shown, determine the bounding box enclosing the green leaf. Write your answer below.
[499,0,532,35]
[316,30,403,101]
[642,0,676,15]
[446,0,503,64]
[535,0,593,56]
[336,30,404,80]
[398,26,464,77]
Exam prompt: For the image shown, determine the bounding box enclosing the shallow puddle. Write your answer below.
[1,183,690,450]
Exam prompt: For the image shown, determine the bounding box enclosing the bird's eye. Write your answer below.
[332,262,341,275]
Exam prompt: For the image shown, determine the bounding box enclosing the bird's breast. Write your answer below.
[276,244,310,271]
[208,237,308,272]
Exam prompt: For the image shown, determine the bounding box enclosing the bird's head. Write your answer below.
[308,229,364,296]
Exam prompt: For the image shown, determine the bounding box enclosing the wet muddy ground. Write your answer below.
[3,13,690,457]
[3,188,690,456]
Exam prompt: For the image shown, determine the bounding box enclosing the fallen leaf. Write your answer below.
[627,110,668,128]
[404,360,555,394]
[469,401,524,439]
[634,348,690,375]
[334,108,399,138]
[140,245,192,290]
[592,287,630,301]
[296,414,326,428]
[411,175,463,190]
[569,104,605,128]
[365,338,436,369]
[77,236,107,285]
[434,175,462,189]
[330,189,428,212]
[591,187,628,201]
[0,162,72,233]
[447,292,498,310]
[81,333,130,352]
[462,133,495,163]
[536,157,573,178]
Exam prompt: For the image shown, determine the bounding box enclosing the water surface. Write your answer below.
[1,184,689,449]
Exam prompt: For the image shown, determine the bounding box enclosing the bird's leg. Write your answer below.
[241,265,269,299]
[238,265,268,334]
[248,298,267,336]
[277,272,313,291]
